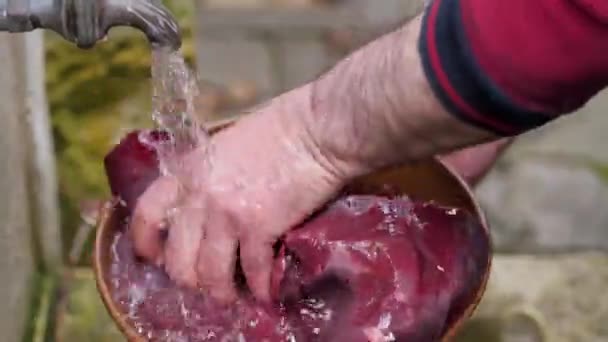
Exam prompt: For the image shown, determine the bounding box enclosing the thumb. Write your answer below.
[130,176,180,265]
[440,138,513,187]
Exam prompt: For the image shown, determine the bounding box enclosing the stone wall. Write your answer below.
[193,1,608,341]
[193,0,425,118]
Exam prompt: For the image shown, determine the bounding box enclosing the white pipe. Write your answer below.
[24,30,62,271]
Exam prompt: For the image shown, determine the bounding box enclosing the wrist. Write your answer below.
[265,84,362,184]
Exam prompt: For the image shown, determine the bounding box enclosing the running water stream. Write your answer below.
[146,47,210,177]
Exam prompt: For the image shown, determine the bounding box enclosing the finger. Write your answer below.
[130,176,180,264]
[164,204,205,288]
[239,235,274,302]
[196,214,238,303]
[440,138,513,187]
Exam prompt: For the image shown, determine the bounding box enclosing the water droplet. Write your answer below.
[378,313,392,330]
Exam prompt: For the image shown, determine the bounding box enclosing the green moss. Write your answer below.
[47,0,197,264]
[54,270,122,342]
[22,272,58,342]
[453,318,503,342]
[589,162,608,185]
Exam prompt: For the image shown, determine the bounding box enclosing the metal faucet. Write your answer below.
[0,0,181,49]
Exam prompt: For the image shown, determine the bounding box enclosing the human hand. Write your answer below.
[129,74,511,305]
[129,89,348,303]
[440,138,513,187]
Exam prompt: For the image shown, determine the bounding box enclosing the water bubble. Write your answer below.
[128,283,147,304]
[378,313,392,330]
[339,195,377,215]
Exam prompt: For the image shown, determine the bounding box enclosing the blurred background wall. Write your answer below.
[0,0,606,341]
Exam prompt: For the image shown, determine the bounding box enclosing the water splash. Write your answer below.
[149,47,210,177]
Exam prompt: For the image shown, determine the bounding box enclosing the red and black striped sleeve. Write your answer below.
[418,0,608,136]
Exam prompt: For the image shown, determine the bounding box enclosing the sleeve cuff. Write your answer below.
[418,0,553,136]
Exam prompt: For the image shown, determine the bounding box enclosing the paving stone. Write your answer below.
[455,253,608,342]
[477,159,608,252]
[475,90,608,252]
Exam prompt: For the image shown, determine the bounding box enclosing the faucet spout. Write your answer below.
[0,0,181,49]
[103,0,182,50]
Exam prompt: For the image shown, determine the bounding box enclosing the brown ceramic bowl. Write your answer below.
[93,117,492,341]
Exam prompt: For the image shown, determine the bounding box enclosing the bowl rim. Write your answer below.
[93,118,492,342]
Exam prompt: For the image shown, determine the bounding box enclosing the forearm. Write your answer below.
[296,0,608,178]
[303,15,494,177]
